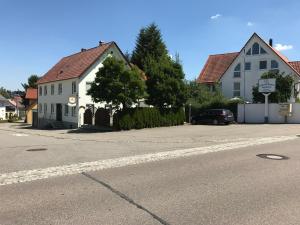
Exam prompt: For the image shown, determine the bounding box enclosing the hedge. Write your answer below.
[185,99,242,122]
[113,107,185,130]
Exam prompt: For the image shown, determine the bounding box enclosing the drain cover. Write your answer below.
[256,154,289,160]
[26,148,47,152]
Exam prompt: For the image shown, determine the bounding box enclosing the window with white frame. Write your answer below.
[86,82,92,92]
[233,64,241,78]
[64,104,69,116]
[233,82,240,97]
[246,48,251,55]
[51,84,54,95]
[259,60,267,70]
[72,81,77,94]
[39,86,42,96]
[245,62,251,71]
[51,104,54,114]
[271,60,279,69]
[58,83,62,95]
[44,86,47,96]
[252,43,260,55]
[260,47,267,54]
[71,106,76,117]
[44,103,47,114]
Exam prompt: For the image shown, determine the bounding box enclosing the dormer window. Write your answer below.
[233,63,241,78]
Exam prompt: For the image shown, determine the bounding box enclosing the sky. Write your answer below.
[1,0,300,90]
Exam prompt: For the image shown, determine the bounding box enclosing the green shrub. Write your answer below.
[114,107,185,130]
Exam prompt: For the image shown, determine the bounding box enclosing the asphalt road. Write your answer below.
[1,123,300,224]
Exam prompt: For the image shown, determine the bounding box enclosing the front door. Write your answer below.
[56,104,62,121]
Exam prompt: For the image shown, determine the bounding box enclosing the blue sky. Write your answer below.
[1,0,300,90]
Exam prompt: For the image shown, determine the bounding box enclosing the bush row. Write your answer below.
[185,99,243,121]
[113,107,185,130]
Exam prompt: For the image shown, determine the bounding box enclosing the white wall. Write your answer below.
[38,78,78,124]
[0,107,5,120]
[221,34,300,102]
[238,103,300,123]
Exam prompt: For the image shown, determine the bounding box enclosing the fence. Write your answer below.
[238,103,300,123]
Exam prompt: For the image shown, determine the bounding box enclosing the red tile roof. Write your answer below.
[197,52,239,83]
[289,61,300,74]
[25,88,38,100]
[37,42,114,84]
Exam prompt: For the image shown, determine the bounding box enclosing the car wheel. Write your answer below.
[213,119,218,125]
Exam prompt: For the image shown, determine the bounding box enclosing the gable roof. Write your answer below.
[197,52,239,83]
[25,88,38,100]
[37,42,115,84]
[198,33,300,83]
[289,61,300,74]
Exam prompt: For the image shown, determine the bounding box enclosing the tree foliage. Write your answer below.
[252,71,294,103]
[0,87,10,99]
[22,75,39,90]
[87,57,146,109]
[131,23,187,110]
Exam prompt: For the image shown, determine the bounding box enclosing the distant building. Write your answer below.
[25,88,38,126]
[37,41,130,128]
[0,94,16,120]
[197,33,300,102]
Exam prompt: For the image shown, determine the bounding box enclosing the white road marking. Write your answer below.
[0,135,297,186]
[11,133,29,137]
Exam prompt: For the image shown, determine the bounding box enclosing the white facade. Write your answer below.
[220,34,300,102]
[0,106,5,120]
[38,44,127,128]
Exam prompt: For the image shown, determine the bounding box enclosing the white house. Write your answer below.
[37,41,130,128]
[197,33,300,102]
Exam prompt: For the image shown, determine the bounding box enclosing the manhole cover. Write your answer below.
[26,148,47,152]
[256,154,289,160]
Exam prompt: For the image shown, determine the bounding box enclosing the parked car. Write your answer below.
[191,109,234,125]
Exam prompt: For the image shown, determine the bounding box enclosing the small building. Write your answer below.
[197,33,300,102]
[0,94,16,120]
[25,88,38,126]
[37,41,130,128]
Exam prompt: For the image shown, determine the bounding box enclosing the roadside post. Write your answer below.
[259,79,276,123]
[189,103,192,123]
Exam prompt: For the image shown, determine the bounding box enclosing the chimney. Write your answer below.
[269,38,273,47]
[81,48,87,52]
[99,41,105,46]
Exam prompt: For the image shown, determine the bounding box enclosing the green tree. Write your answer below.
[0,87,10,98]
[131,23,187,110]
[22,75,39,90]
[87,57,146,109]
[131,23,168,71]
[252,71,294,103]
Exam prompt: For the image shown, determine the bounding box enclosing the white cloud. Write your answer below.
[210,14,221,20]
[274,43,293,51]
[247,22,254,26]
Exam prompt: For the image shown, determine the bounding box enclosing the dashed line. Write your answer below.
[0,135,296,186]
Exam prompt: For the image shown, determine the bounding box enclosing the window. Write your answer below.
[72,81,76,94]
[51,84,54,95]
[246,49,251,55]
[252,43,260,55]
[271,60,279,69]
[233,64,241,78]
[58,83,62,95]
[44,103,47,114]
[39,103,42,113]
[233,82,241,97]
[39,86,42,96]
[245,62,251,71]
[71,106,76,117]
[64,104,69,116]
[259,60,267,70]
[44,86,47,96]
[260,47,267,54]
[86,82,92,92]
[51,104,54,114]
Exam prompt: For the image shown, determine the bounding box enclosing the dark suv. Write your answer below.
[191,109,234,125]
